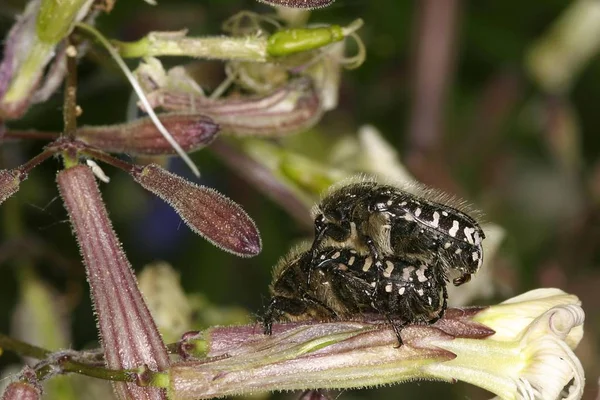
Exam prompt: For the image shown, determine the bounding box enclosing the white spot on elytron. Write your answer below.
[320,254,326,260]
[455,248,462,255]
[362,257,373,272]
[442,211,449,216]
[385,283,393,293]
[472,252,479,261]
[386,200,393,206]
[427,296,432,305]
[444,242,451,249]
[402,213,415,222]
[474,231,482,245]
[417,288,425,296]
[383,261,394,277]
[415,207,422,217]
[449,220,459,237]
[431,211,440,228]
[416,266,428,282]
[331,251,341,259]
[402,266,415,281]
[400,201,407,206]
[464,227,475,244]
[398,287,406,295]
[337,263,348,271]
[350,222,358,240]
[348,256,355,266]
[370,281,377,287]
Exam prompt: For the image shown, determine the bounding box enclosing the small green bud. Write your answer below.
[267,26,344,57]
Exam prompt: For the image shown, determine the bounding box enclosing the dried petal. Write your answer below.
[144,78,323,137]
[0,0,94,119]
[77,114,219,155]
[131,164,261,257]
[257,0,335,9]
[57,165,169,400]
[0,0,45,118]
[0,169,25,205]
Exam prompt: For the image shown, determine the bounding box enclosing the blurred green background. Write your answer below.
[1,0,599,398]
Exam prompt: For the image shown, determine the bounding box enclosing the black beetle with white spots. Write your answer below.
[262,178,485,345]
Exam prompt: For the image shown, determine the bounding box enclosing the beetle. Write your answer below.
[262,244,447,344]
[311,178,485,286]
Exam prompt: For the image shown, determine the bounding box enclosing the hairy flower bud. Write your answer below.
[1,367,41,400]
[1,382,41,400]
[131,164,261,257]
[77,114,219,155]
[0,169,25,206]
[142,77,323,137]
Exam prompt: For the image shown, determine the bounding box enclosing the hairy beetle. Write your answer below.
[311,178,485,286]
[263,245,447,344]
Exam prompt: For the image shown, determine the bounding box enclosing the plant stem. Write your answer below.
[0,333,51,360]
[2,130,60,141]
[80,146,137,172]
[0,334,165,386]
[17,147,58,174]
[74,22,200,177]
[63,39,79,139]
[113,34,268,62]
[35,356,140,383]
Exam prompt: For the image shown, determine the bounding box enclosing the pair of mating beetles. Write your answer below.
[262,179,485,345]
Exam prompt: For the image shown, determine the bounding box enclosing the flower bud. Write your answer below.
[131,164,261,257]
[1,381,41,400]
[0,169,25,205]
[267,26,343,57]
[143,77,323,138]
[77,114,219,155]
[1,367,41,400]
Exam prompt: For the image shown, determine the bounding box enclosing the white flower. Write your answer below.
[424,288,584,400]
